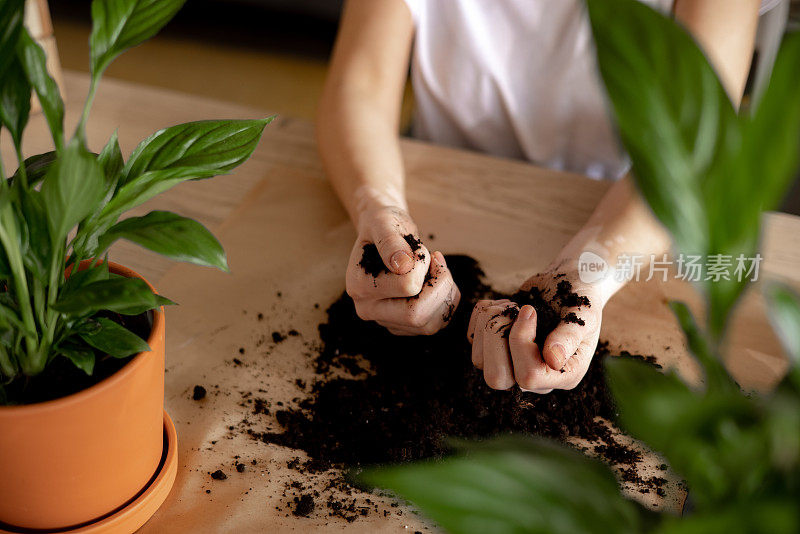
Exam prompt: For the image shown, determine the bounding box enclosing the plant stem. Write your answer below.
[14,145,28,190]
[0,209,40,373]
[0,347,17,379]
[75,77,100,143]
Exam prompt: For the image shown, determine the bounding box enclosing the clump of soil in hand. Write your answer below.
[358,234,425,277]
[255,256,651,477]
[193,385,207,401]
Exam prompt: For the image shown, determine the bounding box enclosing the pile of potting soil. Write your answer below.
[244,254,668,518]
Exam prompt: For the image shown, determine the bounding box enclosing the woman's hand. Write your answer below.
[346,206,461,335]
[467,271,603,393]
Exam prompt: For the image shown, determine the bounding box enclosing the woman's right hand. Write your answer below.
[345,206,460,335]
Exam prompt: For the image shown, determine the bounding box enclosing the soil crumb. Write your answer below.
[193,385,207,401]
[292,494,316,517]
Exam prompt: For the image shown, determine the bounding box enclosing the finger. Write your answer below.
[542,316,586,371]
[482,304,516,390]
[373,226,424,275]
[468,300,494,344]
[348,246,431,299]
[361,254,446,324]
[508,305,545,390]
[471,306,490,370]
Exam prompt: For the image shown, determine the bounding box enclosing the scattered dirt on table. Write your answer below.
[193,385,207,401]
[234,254,663,520]
[210,469,227,481]
[292,494,315,517]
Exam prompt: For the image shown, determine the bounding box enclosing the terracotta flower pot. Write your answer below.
[0,262,167,531]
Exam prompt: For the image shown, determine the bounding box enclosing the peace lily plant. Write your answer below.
[363,1,800,533]
[0,0,270,403]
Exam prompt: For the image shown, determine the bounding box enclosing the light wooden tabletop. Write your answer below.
[3,71,800,532]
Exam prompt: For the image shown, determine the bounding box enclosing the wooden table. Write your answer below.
[3,71,800,532]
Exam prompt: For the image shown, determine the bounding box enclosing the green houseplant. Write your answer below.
[361,1,800,533]
[0,0,270,529]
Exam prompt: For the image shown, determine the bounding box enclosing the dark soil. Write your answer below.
[2,311,153,405]
[246,255,664,519]
[210,469,228,480]
[292,494,316,517]
[193,385,207,401]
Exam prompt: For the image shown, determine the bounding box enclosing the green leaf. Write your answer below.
[99,211,228,271]
[60,346,95,375]
[605,356,762,506]
[0,299,27,334]
[765,284,800,391]
[98,130,124,183]
[19,190,51,282]
[122,118,273,184]
[586,0,727,259]
[669,301,735,392]
[114,293,174,316]
[51,277,163,317]
[61,261,110,298]
[0,57,32,147]
[89,0,186,77]
[586,0,800,340]
[17,28,65,150]
[11,151,57,188]
[765,284,800,364]
[79,317,149,358]
[0,0,24,81]
[361,436,646,534]
[40,138,105,240]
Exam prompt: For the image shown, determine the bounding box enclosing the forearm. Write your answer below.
[316,0,414,228]
[551,176,671,304]
[317,85,407,225]
[552,0,760,303]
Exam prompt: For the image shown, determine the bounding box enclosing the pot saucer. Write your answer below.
[0,411,177,534]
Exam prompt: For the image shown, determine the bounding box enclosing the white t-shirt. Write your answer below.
[401,0,776,180]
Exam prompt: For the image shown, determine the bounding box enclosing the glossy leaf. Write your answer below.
[361,436,646,534]
[0,58,32,147]
[102,165,219,221]
[60,346,95,375]
[98,130,124,184]
[17,28,65,150]
[40,139,105,240]
[11,151,57,188]
[51,277,162,317]
[19,190,51,282]
[122,118,273,183]
[89,0,186,77]
[0,0,24,81]
[100,211,228,271]
[79,317,149,358]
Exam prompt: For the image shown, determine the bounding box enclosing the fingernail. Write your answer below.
[518,305,534,321]
[549,343,567,370]
[434,251,446,266]
[390,251,414,273]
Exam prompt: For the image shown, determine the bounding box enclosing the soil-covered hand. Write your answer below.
[466,271,602,393]
[346,206,461,335]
